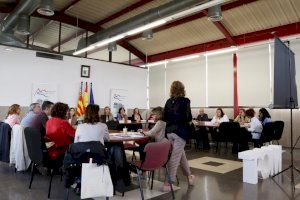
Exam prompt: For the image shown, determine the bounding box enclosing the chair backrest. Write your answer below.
[260,122,275,143]
[141,140,172,171]
[273,121,284,140]
[218,122,241,142]
[24,127,44,165]
[106,120,118,130]
[0,122,12,163]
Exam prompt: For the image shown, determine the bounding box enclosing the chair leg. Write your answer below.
[150,170,155,190]
[48,169,54,199]
[165,167,175,200]
[64,188,69,200]
[136,168,144,200]
[29,163,35,189]
[60,169,63,182]
[215,142,219,153]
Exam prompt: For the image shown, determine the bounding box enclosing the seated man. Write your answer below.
[29,101,54,137]
[21,103,41,127]
[195,108,210,150]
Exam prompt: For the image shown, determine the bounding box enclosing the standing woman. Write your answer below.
[4,104,21,127]
[164,81,195,191]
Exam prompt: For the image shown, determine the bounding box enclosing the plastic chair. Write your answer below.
[259,122,275,146]
[131,140,174,200]
[24,127,63,199]
[216,122,240,153]
[273,121,284,144]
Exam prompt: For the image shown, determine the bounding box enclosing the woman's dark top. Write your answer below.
[164,97,192,140]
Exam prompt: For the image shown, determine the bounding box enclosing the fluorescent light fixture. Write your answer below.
[127,19,167,36]
[4,48,13,52]
[95,34,125,47]
[73,45,95,55]
[146,61,169,67]
[204,47,238,56]
[171,55,200,62]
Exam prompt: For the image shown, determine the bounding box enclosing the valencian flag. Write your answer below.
[76,82,85,117]
[89,82,94,104]
[83,82,89,109]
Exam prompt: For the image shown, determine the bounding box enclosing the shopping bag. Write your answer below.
[81,161,114,199]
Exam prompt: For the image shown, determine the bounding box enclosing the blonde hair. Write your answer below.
[170,81,185,98]
[7,104,20,118]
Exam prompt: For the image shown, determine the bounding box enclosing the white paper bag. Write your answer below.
[81,163,114,199]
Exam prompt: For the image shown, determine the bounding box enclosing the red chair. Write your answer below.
[131,140,174,200]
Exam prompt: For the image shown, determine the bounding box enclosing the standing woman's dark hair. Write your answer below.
[164,80,194,190]
[119,107,125,114]
[84,104,100,124]
[259,108,271,121]
[51,102,69,119]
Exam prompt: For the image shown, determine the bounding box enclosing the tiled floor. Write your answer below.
[1,146,300,200]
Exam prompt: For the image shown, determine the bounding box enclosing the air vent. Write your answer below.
[36,52,63,60]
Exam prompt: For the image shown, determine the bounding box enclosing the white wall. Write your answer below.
[0,45,147,109]
[149,38,300,108]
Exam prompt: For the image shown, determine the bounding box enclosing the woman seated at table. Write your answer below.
[211,108,229,125]
[4,104,21,127]
[234,108,250,124]
[67,107,78,127]
[116,107,128,121]
[132,108,143,122]
[245,108,263,146]
[258,108,272,125]
[75,104,109,144]
[45,102,75,161]
[100,106,115,122]
[138,107,166,177]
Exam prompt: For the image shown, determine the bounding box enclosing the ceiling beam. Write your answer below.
[96,0,155,26]
[126,0,259,41]
[202,9,236,46]
[146,22,300,63]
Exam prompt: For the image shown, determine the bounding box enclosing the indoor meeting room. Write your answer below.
[0,0,300,200]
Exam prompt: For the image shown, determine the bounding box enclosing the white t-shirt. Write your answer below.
[74,122,110,144]
[211,115,229,124]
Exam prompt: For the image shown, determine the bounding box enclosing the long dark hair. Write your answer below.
[216,108,224,117]
[84,104,100,124]
[259,108,271,122]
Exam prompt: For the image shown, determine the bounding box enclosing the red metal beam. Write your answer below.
[202,9,236,46]
[96,0,155,26]
[147,22,300,63]
[126,0,259,41]
[0,2,16,13]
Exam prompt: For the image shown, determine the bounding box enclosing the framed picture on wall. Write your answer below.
[81,65,90,78]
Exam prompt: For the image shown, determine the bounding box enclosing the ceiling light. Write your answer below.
[204,47,238,57]
[142,29,153,40]
[127,19,167,36]
[37,0,55,16]
[108,42,117,52]
[95,34,125,47]
[171,55,200,62]
[73,45,95,55]
[208,5,222,22]
[15,15,30,35]
[4,48,13,52]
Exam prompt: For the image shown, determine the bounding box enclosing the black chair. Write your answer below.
[255,122,275,147]
[273,121,284,144]
[0,122,12,163]
[106,120,118,130]
[216,122,241,153]
[63,141,110,200]
[24,127,63,199]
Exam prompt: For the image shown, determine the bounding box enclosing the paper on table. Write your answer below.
[204,121,213,126]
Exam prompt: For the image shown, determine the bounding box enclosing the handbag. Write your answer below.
[81,159,114,199]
